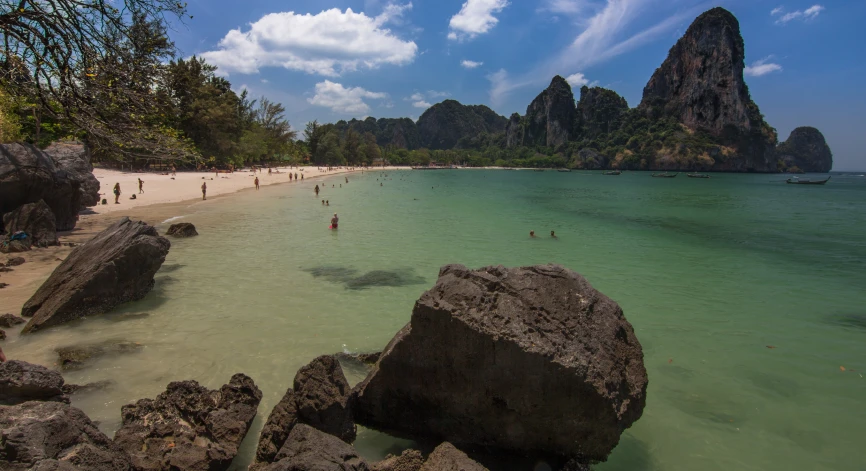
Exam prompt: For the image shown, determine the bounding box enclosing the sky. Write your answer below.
[170,0,866,170]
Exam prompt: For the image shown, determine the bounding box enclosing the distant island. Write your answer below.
[331,8,832,173]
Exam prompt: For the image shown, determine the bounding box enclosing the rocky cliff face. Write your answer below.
[504,113,523,148]
[776,127,833,173]
[417,100,507,150]
[576,86,629,139]
[519,76,576,149]
[639,7,777,171]
[335,117,421,150]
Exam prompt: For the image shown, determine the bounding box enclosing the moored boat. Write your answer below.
[786,176,831,185]
[687,173,710,178]
[557,169,572,173]
[603,170,622,175]
[651,172,678,178]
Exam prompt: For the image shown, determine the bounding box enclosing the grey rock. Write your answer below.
[55,340,144,370]
[0,360,68,405]
[45,142,100,208]
[520,76,577,149]
[253,388,299,465]
[165,223,198,238]
[0,313,26,328]
[294,355,356,443]
[264,424,368,471]
[0,401,132,470]
[6,257,25,266]
[574,148,609,170]
[420,443,487,471]
[21,218,170,333]
[2,200,58,247]
[113,373,262,471]
[355,264,648,463]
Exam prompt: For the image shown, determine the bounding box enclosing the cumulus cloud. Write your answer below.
[308,81,388,114]
[774,4,824,24]
[448,0,510,41]
[744,57,783,77]
[405,90,449,109]
[413,100,433,108]
[200,4,417,77]
[566,72,590,87]
[461,59,484,69]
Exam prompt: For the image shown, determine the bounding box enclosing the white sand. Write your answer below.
[89,166,399,214]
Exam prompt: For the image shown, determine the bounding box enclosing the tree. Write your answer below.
[360,132,381,165]
[0,0,194,160]
[317,129,344,165]
[342,128,361,164]
[304,120,322,159]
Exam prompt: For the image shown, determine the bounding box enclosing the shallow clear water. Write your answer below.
[7,170,866,470]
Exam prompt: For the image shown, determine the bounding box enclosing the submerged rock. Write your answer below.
[0,400,132,470]
[354,264,647,463]
[113,373,262,471]
[2,199,58,247]
[420,443,487,471]
[21,217,170,333]
[253,388,299,466]
[294,355,356,442]
[62,380,115,396]
[0,313,26,328]
[55,340,144,370]
[166,222,198,238]
[0,360,68,405]
[264,424,369,471]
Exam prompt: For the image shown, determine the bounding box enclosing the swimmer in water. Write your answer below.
[530,231,536,238]
[550,231,557,238]
[331,213,339,229]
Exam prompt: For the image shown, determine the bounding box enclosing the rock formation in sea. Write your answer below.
[776,127,833,173]
[20,217,170,333]
[260,424,369,471]
[293,355,356,442]
[2,199,58,247]
[0,401,133,470]
[0,142,99,232]
[166,222,199,237]
[56,340,144,370]
[511,76,577,149]
[0,360,69,404]
[113,373,262,471]
[354,264,647,463]
[638,7,778,171]
[417,100,508,150]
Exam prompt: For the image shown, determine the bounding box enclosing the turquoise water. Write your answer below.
[8,170,866,470]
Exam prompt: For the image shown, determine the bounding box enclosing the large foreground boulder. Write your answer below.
[0,401,132,470]
[20,218,170,333]
[0,142,98,232]
[354,264,647,463]
[0,360,68,405]
[113,373,261,471]
[2,199,58,247]
[262,424,368,471]
[294,355,356,442]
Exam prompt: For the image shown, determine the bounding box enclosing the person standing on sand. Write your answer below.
[113,183,121,204]
[171,164,176,176]
[289,173,293,181]
[295,172,298,180]
[255,177,260,190]
[138,178,144,194]
[201,182,207,200]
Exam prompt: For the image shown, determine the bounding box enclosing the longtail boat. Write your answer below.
[786,176,830,185]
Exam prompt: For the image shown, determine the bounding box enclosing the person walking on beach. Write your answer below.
[331,213,339,229]
[113,183,121,204]
[255,177,260,190]
[289,173,293,181]
[315,185,320,196]
[201,182,207,200]
[295,172,298,180]
[171,164,176,176]
[268,168,272,175]
[138,178,144,194]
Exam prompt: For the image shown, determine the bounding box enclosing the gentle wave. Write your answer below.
[161,215,186,223]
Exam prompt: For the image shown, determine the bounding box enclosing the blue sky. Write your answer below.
[171,0,866,170]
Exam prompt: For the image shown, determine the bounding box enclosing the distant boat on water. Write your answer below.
[687,173,710,178]
[652,172,678,178]
[533,169,545,172]
[557,169,572,173]
[603,170,621,175]
[786,176,831,185]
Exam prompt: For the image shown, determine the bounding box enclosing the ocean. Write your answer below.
[8,169,866,470]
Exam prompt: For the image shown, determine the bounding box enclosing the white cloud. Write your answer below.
[428,90,451,98]
[308,81,388,115]
[448,0,510,41]
[413,100,433,108]
[770,6,784,16]
[775,4,824,24]
[200,5,417,77]
[404,90,449,109]
[409,92,425,101]
[541,0,591,15]
[566,72,590,87]
[461,60,484,69]
[744,57,783,77]
[490,0,704,105]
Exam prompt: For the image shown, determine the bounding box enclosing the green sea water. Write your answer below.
[8,169,866,470]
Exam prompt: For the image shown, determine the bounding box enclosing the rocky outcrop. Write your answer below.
[0,142,98,232]
[372,449,424,471]
[575,86,629,138]
[166,222,198,238]
[2,199,58,247]
[294,355,356,442]
[0,240,29,253]
[113,373,262,471]
[262,424,369,471]
[573,148,609,170]
[0,360,68,404]
[354,264,647,463]
[420,443,487,471]
[253,388,299,466]
[417,101,507,150]
[0,401,132,470]
[56,340,144,370]
[0,313,25,328]
[21,218,170,333]
[520,76,577,149]
[638,7,777,171]
[504,113,523,148]
[776,126,833,173]
[45,141,101,208]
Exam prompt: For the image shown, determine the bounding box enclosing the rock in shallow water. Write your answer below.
[253,388,299,467]
[0,313,26,328]
[354,264,648,463]
[263,424,368,471]
[294,355,356,443]
[0,400,132,470]
[420,443,487,471]
[0,360,68,405]
[20,217,170,333]
[113,373,261,471]
[165,222,198,238]
[55,340,144,370]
